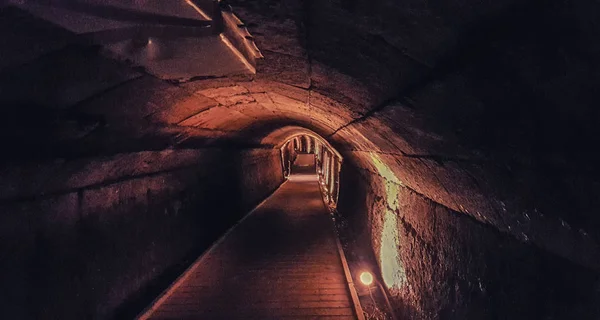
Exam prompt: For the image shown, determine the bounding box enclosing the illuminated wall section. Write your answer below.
[370,153,407,290]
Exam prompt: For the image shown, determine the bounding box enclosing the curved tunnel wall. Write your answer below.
[337,162,600,319]
[0,148,285,319]
[2,0,600,318]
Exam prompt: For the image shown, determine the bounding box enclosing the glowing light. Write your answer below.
[370,152,407,290]
[359,271,374,286]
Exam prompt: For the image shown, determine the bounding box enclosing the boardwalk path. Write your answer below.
[139,159,359,319]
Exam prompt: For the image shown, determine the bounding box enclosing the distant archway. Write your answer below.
[266,127,343,209]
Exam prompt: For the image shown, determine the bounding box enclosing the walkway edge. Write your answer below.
[333,224,366,320]
[320,205,366,320]
[136,180,289,320]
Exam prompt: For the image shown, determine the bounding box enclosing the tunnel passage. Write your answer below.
[137,154,361,319]
[1,0,600,319]
[280,132,343,209]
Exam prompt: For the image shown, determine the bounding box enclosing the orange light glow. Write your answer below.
[360,271,374,286]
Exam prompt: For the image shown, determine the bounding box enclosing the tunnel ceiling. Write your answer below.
[1,0,599,274]
[222,0,600,271]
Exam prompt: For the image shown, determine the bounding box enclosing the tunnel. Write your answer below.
[1,0,600,319]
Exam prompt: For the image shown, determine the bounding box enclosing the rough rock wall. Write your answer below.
[0,149,283,319]
[338,163,600,319]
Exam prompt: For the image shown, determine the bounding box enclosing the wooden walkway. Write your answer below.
[139,158,360,319]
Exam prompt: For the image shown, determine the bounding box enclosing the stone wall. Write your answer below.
[0,148,283,319]
[338,163,600,319]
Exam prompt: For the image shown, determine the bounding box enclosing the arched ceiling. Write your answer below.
[219,0,600,271]
[0,0,597,272]
[3,2,599,318]
[176,75,598,271]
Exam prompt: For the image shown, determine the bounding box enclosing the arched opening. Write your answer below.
[274,128,343,210]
